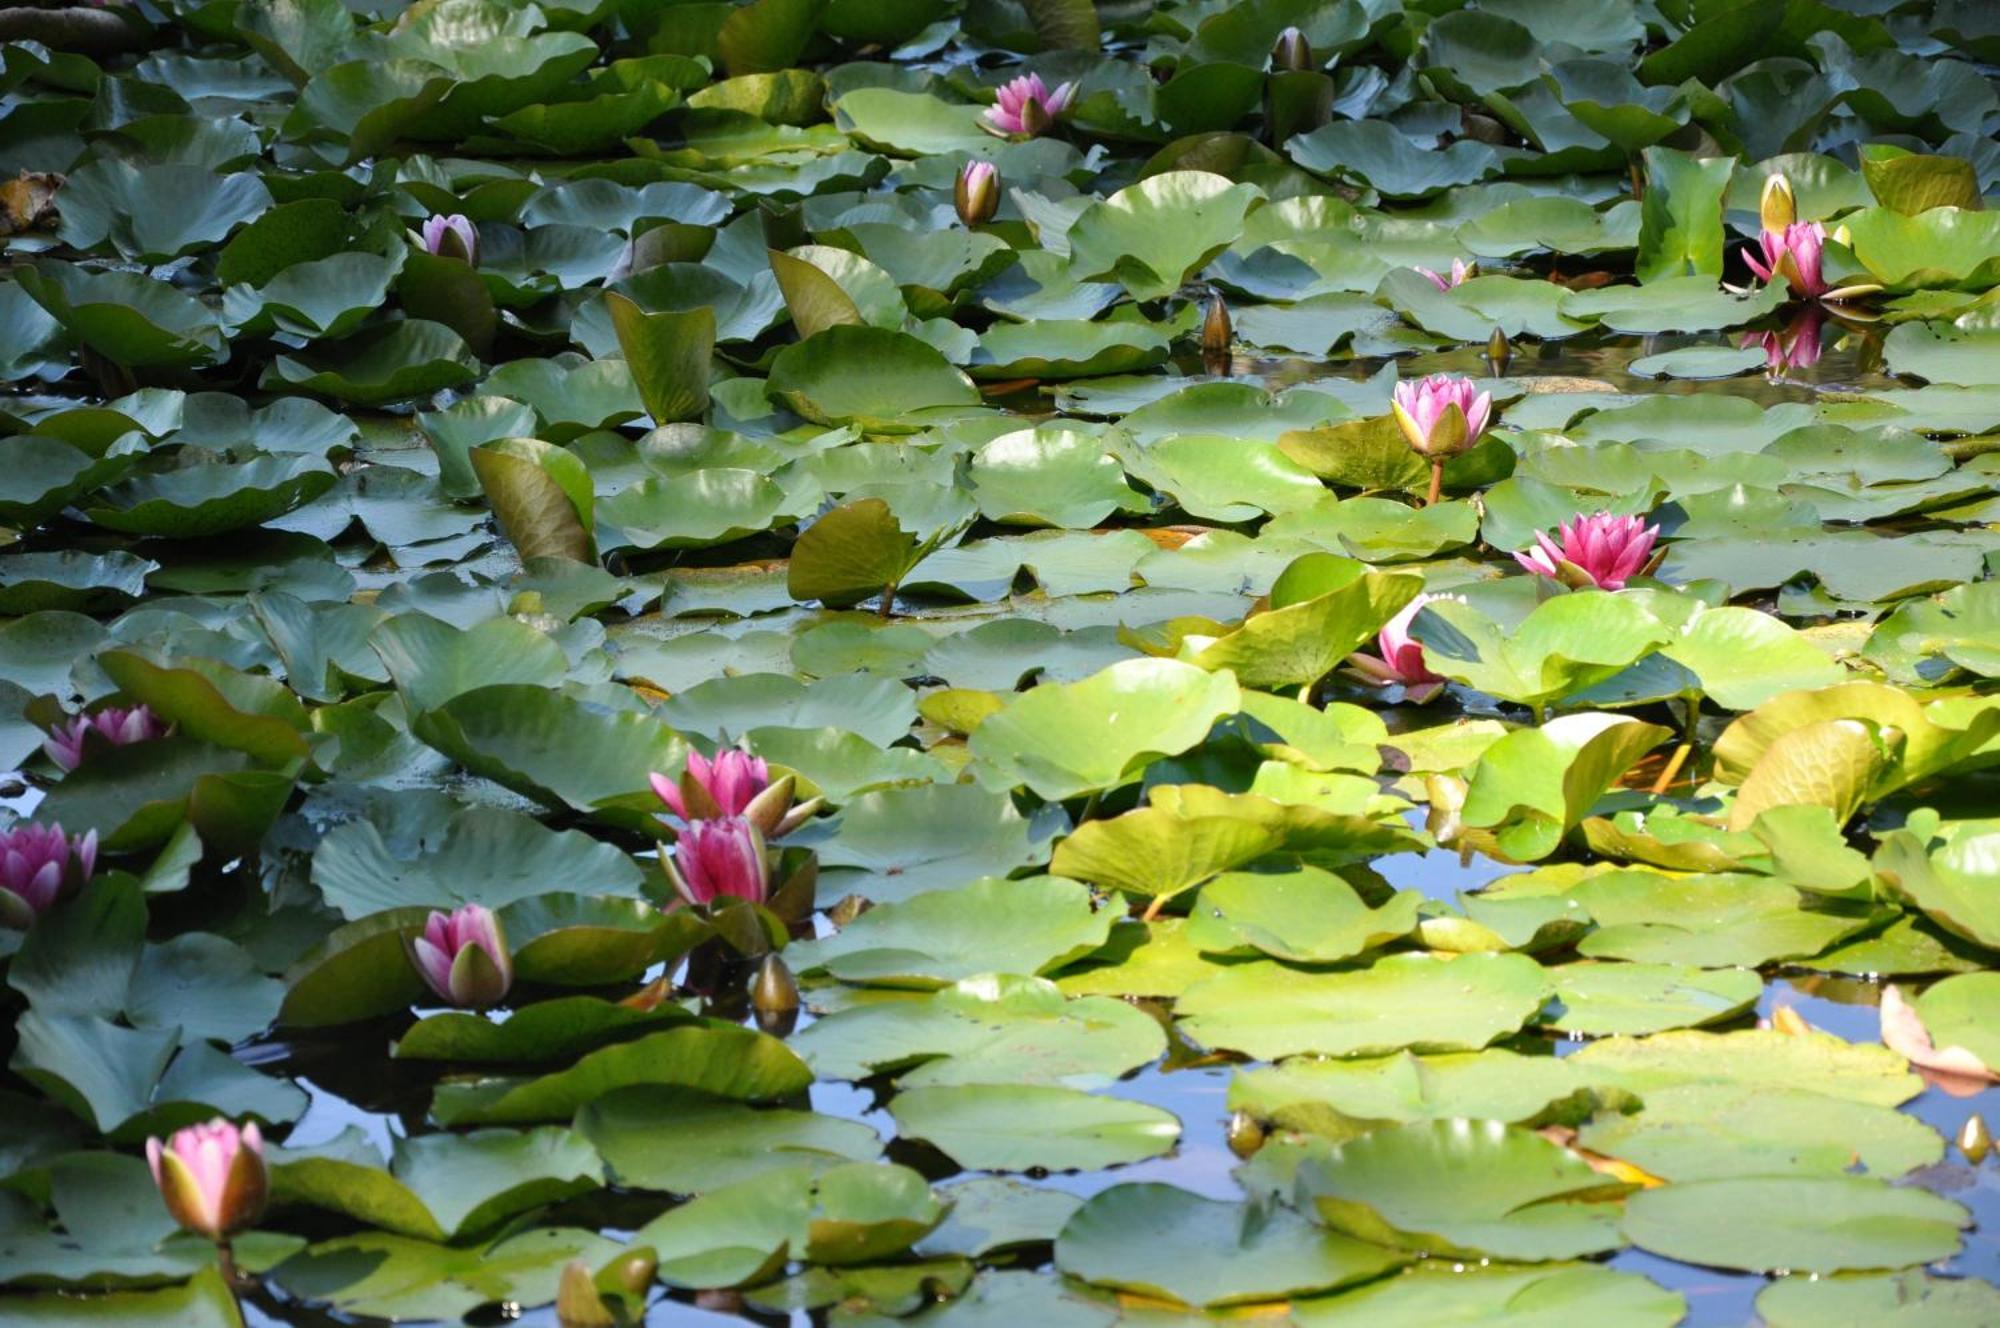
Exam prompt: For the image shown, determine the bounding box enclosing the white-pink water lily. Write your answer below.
[1414,259,1473,292]
[146,1118,267,1242]
[0,823,96,927]
[984,73,1074,136]
[1390,373,1491,459]
[409,903,512,1007]
[1744,220,1828,299]
[42,704,167,772]
[421,213,478,265]
[664,816,769,908]
[1515,512,1660,590]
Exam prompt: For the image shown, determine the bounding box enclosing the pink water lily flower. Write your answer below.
[984,73,1074,136]
[1744,220,1827,299]
[652,748,769,820]
[1391,373,1492,459]
[1347,593,1460,703]
[1414,259,1473,291]
[1515,512,1660,590]
[665,816,769,908]
[42,704,167,772]
[421,213,478,265]
[146,1118,268,1242]
[0,823,97,928]
[651,747,818,839]
[409,903,512,1008]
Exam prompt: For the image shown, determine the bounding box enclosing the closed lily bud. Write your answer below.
[557,1258,616,1328]
[1961,1114,1993,1165]
[1200,290,1232,352]
[1487,326,1510,375]
[1759,173,1796,236]
[752,953,800,1035]
[663,816,771,907]
[421,213,478,265]
[955,160,1000,227]
[1226,1110,1266,1158]
[146,1118,268,1242]
[409,903,512,1008]
[609,1250,657,1296]
[1271,26,1312,72]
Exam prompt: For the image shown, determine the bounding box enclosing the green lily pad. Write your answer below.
[1622,1176,1967,1274]
[786,877,1110,988]
[1055,1184,1408,1309]
[1177,952,1549,1060]
[1298,1118,1629,1261]
[888,1083,1180,1172]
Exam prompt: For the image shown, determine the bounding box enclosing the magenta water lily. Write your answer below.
[147,1118,267,1243]
[1516,512,1661,590]
[421,213,478,265]
[42,703,166,771]
[651,747,817,838]
[0,823,97,928]
[984,73,1074,137]
[1745,220,1828,300]
[664,815,770,908]
[409,902,512,1008]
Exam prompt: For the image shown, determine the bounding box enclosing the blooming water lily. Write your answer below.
[1515,512,1661,590]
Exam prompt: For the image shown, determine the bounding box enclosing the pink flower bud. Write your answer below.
[146,1118,267,1242]
[421,213,478,265]
[955,160,1000,226]
[664,816,769,907]
[408,903,512,1008]
[1514,512,1661,590]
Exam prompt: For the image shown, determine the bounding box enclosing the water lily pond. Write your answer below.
[9,0,2000,1324]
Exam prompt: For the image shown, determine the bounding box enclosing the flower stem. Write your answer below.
[1425,460,1444,507]
[1649,697,1699,795]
